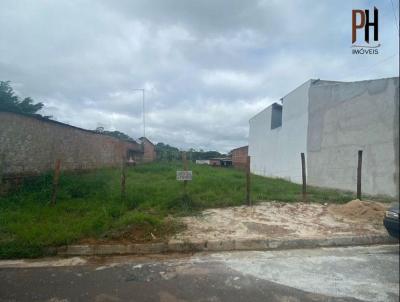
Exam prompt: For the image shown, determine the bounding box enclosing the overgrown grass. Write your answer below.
[0,161,389,258]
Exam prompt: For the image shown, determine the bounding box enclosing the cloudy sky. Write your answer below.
[1,0,398,152]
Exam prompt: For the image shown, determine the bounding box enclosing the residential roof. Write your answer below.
[230,145,248,153]
[139,137,155,146]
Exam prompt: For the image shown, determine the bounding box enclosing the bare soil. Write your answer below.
[173,200,389,242]
[328,199,386,225]
[79,200,389,245]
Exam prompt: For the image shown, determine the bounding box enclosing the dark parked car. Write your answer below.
[383,202,399,239]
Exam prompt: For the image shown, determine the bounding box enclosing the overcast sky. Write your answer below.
[1,0,398,152]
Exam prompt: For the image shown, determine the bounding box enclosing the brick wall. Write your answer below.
[140,138,156,163]
[231,146,248,168]
[0,111,142,176]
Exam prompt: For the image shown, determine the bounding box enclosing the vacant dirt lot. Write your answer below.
[174,200,389,241]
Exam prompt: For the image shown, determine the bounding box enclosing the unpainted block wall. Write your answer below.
[307,77,399,198]
[0,112,142,175]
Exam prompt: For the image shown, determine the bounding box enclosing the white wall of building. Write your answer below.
[249,77,399,198]
[249,80,311,183]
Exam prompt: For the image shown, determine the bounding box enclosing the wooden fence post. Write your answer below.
[301,152,307,202]
[0,154,4,184]
[51,159,61,206]
[357,150,362,200]
[121,157,126,200]
[0,154,4,195]
[182,152,188,195]
[246,156,251,206]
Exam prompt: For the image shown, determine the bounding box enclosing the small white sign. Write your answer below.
[176,171,192,181]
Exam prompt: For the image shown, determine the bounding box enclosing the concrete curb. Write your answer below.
[57,235,398,256]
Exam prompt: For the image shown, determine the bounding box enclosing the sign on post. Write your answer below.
[176,170,192,181]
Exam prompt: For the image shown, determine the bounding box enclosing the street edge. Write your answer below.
[57,235,399,256]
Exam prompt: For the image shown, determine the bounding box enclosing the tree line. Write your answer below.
[155,143,226,161]
[0,81,50,118]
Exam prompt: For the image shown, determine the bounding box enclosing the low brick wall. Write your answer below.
[0,111,142,176]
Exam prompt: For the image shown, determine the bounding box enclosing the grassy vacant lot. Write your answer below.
[0,161,380,258]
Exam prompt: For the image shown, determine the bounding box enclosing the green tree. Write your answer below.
[155,143,226,161]
[98,129,135,142]
[0,81,48,117]
[155,143,180,161]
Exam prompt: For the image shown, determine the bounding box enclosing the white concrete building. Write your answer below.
[249,77,399,198]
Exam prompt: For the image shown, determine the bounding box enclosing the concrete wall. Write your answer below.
[307,77,399,197]
[0,112,142,176]
[249,77,398,197]
[249,80,311,183]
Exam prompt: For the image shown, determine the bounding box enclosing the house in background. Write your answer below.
[139,137,157,163]
[209,158,232,167]
[230,145,248,169]
[195,159,211,165]
[249,77,399,198]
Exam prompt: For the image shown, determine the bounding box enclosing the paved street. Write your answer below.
[0,245,398,302]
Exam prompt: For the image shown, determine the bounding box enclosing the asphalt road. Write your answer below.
[0,245,398,302]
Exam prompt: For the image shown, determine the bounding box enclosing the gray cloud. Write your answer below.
[0,0,398,152]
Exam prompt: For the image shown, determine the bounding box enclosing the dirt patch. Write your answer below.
[243,222,292,236]
[79,200,389,245]
[173,201,390,242]
[328,199,386,225]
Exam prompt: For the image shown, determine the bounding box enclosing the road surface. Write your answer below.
[0,245,398,302]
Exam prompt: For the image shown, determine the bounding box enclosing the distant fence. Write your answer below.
[0,111,142,177]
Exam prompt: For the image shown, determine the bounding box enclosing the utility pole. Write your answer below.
[133,88,145,138]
